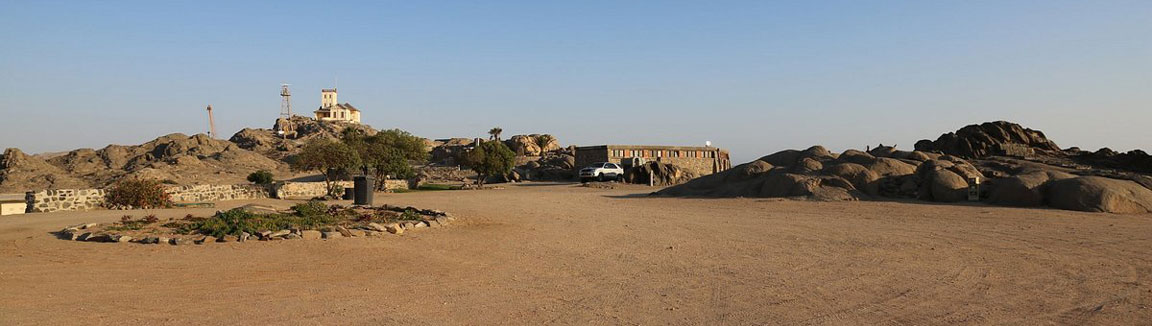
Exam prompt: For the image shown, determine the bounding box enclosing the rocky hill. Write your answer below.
[658,121,1152,214]
[0,132,293,192]
[230,116,378,160]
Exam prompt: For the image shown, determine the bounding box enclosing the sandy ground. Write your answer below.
[1,182,1150,325]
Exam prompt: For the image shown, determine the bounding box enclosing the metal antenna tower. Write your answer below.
[280,84,293,119]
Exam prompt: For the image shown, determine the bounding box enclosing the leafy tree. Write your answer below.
[291,138,361,195]
[533,134,555,156]
[462,140,515,186]
[346,129,429,190]
[247,170,274,184]
[488,127,503,141]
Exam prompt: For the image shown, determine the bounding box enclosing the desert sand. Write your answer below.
[1,182,1150,325]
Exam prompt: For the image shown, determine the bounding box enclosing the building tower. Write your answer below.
[321,88,338,108]
[280,84,293,119]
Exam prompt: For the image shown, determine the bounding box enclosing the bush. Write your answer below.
[247,170,275,185]
[399,209,421,221]
[293,201,329,217]
[106,179,172,209]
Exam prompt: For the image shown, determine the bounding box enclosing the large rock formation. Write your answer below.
[0,148,90,191]
[914,121,1062,159]
[1,133,292,192]
[230,116,378,160]
[503,134,561,156]
[656,145,907,201]
[1046,177,1152,214]
[656,141,1152,213]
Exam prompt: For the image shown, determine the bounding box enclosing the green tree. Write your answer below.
[246,170,274,184]
[463,140,515,186]
[291,138,361,195]
[349,129,429,190]
[533,134,555,156]
[488,127,503,141]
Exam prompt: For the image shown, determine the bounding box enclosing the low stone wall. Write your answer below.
[165,184,271,203]
[26,189,107,213]
[275,181,354,199]
[26,179,416,213]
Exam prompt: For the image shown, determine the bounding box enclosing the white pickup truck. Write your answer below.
[579,162,625,183]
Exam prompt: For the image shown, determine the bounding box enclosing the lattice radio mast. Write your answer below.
[280,84,292,119]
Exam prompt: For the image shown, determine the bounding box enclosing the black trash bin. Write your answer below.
[353,176,374,206]
[343,187,354,200]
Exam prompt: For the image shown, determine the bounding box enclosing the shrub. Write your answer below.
[247,170,275,185]
[399,209,421,221]
[293,201,329,217]
[106,179,172,209]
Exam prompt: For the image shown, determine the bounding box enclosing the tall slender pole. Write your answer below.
[206,105,217,139]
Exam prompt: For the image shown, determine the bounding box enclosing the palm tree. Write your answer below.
[488,127,503,141]
[533,134,555,156]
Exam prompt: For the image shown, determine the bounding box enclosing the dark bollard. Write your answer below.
[343,187,354,200]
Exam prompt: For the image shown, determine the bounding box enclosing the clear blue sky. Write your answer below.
[2,1,1149,163]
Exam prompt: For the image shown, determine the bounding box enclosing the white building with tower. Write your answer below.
[312,88,361,123]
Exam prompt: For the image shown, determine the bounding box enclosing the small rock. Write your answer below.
[364,230,382,237]
[300,230,322,240]
[384,223,404,235]
[366,223,388,232]
[77,232,95,241]
[142,237,160,244]
[284,233,301,240]
[336,226,353,237]
[82,223,98,229]
[157,237,170,244]
[348,229,367,237]
[411,221,427,229]
[170,238,187,245]
[239,232,251,242]
[196,236,217,244]
[86,234,113,242]
[218,235,238,242]
[269,229,292,238]
[435,217,449,226]
[322,231,343,239]
[257,230,273,238]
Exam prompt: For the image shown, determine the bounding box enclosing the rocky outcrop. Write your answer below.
[503,134,561,156]
[914,121,1062,159]
[0,148,90,192]
[1046,177,1152,214]
[1,131,295,192]
[986,170,1075,207]
[230,116,378,160]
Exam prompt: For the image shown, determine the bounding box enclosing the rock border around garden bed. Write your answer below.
[55,205,457,246]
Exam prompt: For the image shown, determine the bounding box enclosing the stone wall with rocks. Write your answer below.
[26,180,415,213]
[275,181,354,199]
[26,189,107,213]
[165,184,271,203]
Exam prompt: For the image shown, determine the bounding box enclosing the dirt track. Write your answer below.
[1,182,1150,325]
